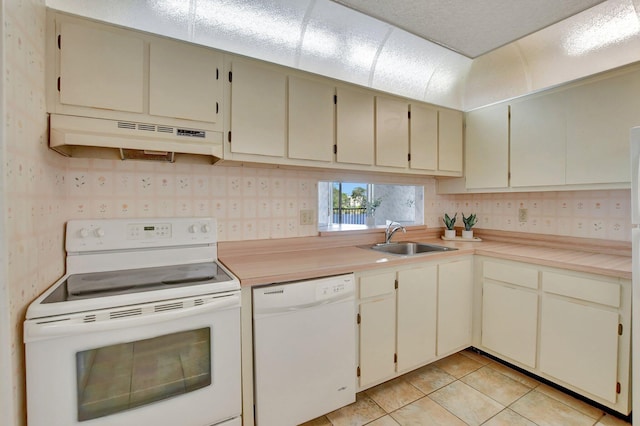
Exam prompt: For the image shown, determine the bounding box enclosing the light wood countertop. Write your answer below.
[218,228,632,286]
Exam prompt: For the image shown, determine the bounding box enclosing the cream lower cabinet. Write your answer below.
[539,271,625,405]
[477,258,631,415]
[481,260,538,368]
[357,257,471,389]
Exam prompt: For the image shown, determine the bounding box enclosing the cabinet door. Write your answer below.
[336,87,374,165]
[438,109,463,173]
[149,39,222,124]
[482,281,538,368]
[397,266,437,372]
[465,104,509,189]
[359,296,396,387]
[59,22,144,112]
[288,76,334,162]
[437,258,473,356]
[409,104,438,171]
[510,92,567,187]
[565,69,640,184]
[376,97,408,168]
[539,295,619,403]
[230,61,286,157]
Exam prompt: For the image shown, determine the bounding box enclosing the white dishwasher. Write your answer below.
[253,273,356,426]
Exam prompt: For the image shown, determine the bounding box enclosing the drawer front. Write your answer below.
[542,271,620,308]
[359,272,396,299]
[484,260,538,290]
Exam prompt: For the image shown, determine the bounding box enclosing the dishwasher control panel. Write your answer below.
[316,279,350,300]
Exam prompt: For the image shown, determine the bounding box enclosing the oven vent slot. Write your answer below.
[83,314,96,323]
[117,121,136,130]
[155,302,184,312]
[110,308,143,319]
[194,299,204,306]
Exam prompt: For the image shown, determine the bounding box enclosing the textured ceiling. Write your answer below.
[331,0,608,58]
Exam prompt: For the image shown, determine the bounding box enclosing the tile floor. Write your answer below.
[301,349,631,426]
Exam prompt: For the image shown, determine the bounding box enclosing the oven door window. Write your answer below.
[75,327,211,421]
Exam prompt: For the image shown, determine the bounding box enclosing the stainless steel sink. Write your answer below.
[362,242,458,256]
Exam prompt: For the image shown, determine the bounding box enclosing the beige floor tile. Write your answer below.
[482,408,537,426]
[460,349,492,365]
[299,416,332,426]
[429,381,504,426]
[486,360,539,388]
[391,396,467,426]
[365,377,424,413]
[326,393,386,426]
[595,413,632,425]
[366,415,401,426]
[461,366,532,406]
[535,383,604,419]
[433,352,483,378]
[510,390,597,426]
[404,364,456,394]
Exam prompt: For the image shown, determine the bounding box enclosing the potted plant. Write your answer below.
[443,213,457,238]
[462,213,477,239]
[364,197,382,227]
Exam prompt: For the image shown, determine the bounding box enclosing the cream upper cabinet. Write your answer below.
[565,68,640,185]
[229,60,287,157]
[396,266,437,373]
[58,22,144,113]
[465,103,509,189]
[409,104,438,171]
[336,87,375,165]
[288,76,334,162]
[438,109,464,174]
[437,258,473,356]
[149,39,222,124]
[375,96,409,168]
[510,91,567,187]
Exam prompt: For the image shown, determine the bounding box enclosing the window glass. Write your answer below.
[76,328,211,421]
[318,182,423,229]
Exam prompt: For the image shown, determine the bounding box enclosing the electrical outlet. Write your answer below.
[300,209,315,225]
[518,208,528,223]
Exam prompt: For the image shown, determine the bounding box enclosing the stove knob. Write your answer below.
[189,224,198,233]
[201,224,211,233]
[94,228,105,238]
[78,228,89,238]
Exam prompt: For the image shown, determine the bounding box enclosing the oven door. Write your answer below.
[24,292,241,426]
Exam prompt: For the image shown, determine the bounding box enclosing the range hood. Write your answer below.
[49,114,224,163]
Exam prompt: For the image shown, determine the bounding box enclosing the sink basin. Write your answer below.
[363,242,458,256]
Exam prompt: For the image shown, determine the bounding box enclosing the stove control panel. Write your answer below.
[66,217,216,252]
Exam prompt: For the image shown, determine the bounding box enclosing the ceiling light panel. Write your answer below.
[297,0,391,86]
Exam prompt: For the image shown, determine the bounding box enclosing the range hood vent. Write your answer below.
[49,114,223,164]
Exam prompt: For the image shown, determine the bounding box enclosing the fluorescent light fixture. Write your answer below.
[563,0,640,56]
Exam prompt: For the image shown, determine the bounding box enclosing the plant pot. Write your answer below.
[462,230,474,239]
[444,229,456,238]
[366,215,375,227]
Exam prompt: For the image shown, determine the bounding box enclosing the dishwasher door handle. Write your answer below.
[253,293,354,317]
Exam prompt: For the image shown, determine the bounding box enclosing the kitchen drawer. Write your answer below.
[542,271,620,308]
[484,260,538,290]
[359,272,396,299]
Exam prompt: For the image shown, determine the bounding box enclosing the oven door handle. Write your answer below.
[25,294,240,341]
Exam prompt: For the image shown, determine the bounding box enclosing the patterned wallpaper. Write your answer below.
[2,1,633,425]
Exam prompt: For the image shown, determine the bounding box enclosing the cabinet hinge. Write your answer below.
[334,95,337,104]
[357,366,361,377]
[394,279,398,290]
[57,77,60,92]
[333,144,337,155]
[57,34,61,49]
[216,102,219,114]
[408,153,411,162]
[408,110,411,120]
[616,382,621,394]
[394,353,397,363]
[227,131,231,143]
[216,68,219,80]
[618,324,623,335]
[357,313,361,324]
[228,71,232,83]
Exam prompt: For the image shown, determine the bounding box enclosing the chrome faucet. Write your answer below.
[385,221,406,244]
